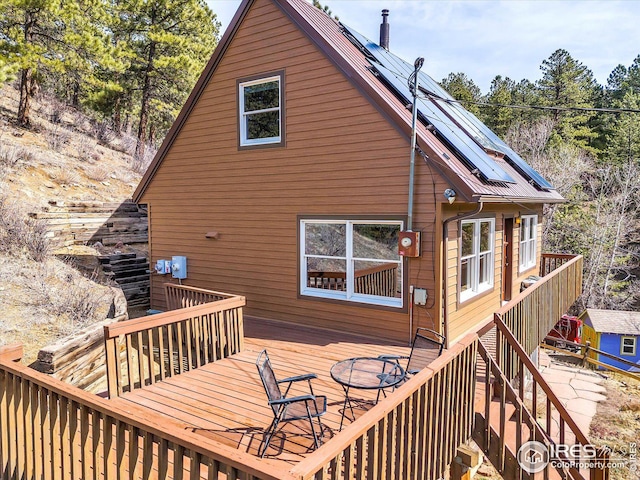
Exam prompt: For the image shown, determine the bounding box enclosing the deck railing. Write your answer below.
[540,253,577,277]
[308,263,398,297]
[165,283,235,310]
[290,333,479,480]
[497,253,583,379]
[2,333,479,480]
[0,344,287,480]
[478,323,609,480]
[104,292,245,398]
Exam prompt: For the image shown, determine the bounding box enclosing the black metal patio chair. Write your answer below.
[255,349,327,457]
[378,327,446,388]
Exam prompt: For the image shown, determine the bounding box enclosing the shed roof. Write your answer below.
[133,0,564,205]
[584,309,640,335]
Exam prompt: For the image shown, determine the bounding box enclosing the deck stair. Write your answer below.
[99,253,150,309]
[473,321,607,480]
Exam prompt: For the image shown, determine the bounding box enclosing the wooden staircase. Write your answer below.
[472,321,609,480]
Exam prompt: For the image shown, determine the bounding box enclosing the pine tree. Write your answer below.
[0,0,62,127]
[483,75,515,136]
[537,49,599,151]
[0,58,17,84]
[0,0,110,126]
[114,0,220,162]
[439,72,482,116]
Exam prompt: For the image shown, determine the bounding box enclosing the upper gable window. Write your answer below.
[238,74,283,147]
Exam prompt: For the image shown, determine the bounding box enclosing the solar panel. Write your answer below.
[434,100,555,190]
[372,63,516,184]
[343,24,553,190]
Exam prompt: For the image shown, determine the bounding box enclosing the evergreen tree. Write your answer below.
[114,0,220,161]
[537,49,599,151]
[0,58,17,83]
[312,0,338,20]
[605,64,628,103]
[439,72,482,116]
[483,75,515,136]
[0,0,110,126]
[0,0,61,127]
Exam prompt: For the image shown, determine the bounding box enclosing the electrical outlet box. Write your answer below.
[414,288,428,305]
[171,255,187,279]
[155,259,171,274]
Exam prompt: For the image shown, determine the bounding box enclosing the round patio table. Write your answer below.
[330,357,405,430]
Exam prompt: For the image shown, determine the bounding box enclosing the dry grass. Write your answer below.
[0,83,144,365]
[0,254,113,364]
[86,165,111,183]
[0,193,50,261]
[590,372,640,479]
[0,84,143,210]
[49,166,81,186]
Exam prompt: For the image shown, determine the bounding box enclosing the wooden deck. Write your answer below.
[108,317,412,466]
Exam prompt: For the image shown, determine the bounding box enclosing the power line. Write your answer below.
[419,91,640,114]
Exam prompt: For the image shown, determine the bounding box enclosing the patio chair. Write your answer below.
[378,327,446,385]
[255,349,327,457]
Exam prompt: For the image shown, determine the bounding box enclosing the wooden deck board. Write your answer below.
[109,317,412,465]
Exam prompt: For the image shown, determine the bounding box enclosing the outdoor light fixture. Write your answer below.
[444,189,456,204]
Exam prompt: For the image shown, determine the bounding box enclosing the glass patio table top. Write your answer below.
[330,357,405,390]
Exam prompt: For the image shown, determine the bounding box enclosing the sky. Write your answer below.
[208,0,640,93]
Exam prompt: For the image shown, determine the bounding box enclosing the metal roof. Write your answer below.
[283,0,563,203]
[584,309,640,335]
[133,0,565,204]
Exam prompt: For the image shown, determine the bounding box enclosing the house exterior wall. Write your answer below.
[599,332,640,371]
[140,0,450,342]
[139,0,549,344]
[444,204,544,343]
[581,322,600,362]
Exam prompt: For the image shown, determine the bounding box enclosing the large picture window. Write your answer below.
[460,218,494,302]
[519,215,538,272]
[300,220,403,308]
[239,74,282,147]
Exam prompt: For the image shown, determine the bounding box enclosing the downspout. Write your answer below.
[441,201,484,347]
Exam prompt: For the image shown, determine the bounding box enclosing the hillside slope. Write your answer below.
[0,84,147,363]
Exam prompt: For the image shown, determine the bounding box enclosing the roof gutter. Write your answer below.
[473,194,566,204]
[441,201,484,348]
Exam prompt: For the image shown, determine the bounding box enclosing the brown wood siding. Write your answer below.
[445,204,544,343]
[139,0,448,342]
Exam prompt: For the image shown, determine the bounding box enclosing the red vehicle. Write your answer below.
[545,315,582,351]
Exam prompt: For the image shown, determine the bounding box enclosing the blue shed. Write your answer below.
[582,309,640,371]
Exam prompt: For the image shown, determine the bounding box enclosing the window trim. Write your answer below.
[459,218,495,303]
[519,214,538,273]
[299,218,404,309]
[620,336,637,356]
[237,71,285,149]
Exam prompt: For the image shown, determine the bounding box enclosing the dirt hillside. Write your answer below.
[0,83,146,364]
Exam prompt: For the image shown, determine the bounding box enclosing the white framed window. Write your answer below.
[300,219,403,308]
[519,215,538,272]
[460,218,495,302]
[621,336,637,356]
[239,74,282,147]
